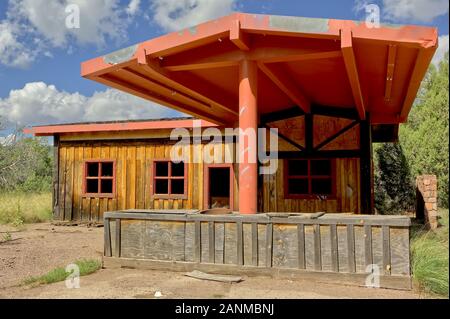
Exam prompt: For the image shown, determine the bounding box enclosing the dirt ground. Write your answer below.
[0,223,424,299]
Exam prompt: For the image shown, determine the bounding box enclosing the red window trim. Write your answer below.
[82,160,116,198]
[203,163,235,210]
[151,159,188,199]
[284,158,336,199]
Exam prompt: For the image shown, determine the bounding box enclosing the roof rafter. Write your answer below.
[137,49,238,119]
[230,19,250,51]
[162,47,343,72]
[94,74,227,125]
[341,28,366,120]
[257,62,310,113]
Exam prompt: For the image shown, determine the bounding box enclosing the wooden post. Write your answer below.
[238,59,258,214]
[360,115,374,214]
[52,135,60,220]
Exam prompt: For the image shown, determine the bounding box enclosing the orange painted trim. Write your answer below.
[81,12,438,78]
[24,119,217,136]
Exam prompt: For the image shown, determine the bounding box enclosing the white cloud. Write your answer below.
[150,0,236,32]
[355,0,449,23]
[127,0,141,15]
[0,0,133,67]
[432,34,449,66]
[0,21,36,68]
[0,82,184,127]
[382,0,449,22]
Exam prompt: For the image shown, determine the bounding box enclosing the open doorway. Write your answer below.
[204,164,234,210]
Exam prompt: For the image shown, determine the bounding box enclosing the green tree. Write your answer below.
[400,53,449,208]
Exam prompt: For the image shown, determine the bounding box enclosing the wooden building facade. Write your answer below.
[27,110,392,222]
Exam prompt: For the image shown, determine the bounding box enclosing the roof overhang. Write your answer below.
[81,12,438,126]
[24,118,217,136]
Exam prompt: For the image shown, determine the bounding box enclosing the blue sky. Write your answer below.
[0,0,448,133]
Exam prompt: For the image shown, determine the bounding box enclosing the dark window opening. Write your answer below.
[155,162,169,177]
[101,179,113,194]
[86,179,99,193]
[84,161,115,197]
[153,161,187,197]
[102,162,114,177]
[285,159,333,197]
[155,179,169,194]
[87,162,99,177]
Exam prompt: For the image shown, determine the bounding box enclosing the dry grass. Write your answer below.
[0,192,52,225]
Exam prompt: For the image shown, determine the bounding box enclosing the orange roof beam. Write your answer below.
[136,50,238,120]
[257,62,310,113]
[384,45,397,101]
[230,19,251,51]
[341,28,366,120]
[93,73,227,125]
[399,46,436,122]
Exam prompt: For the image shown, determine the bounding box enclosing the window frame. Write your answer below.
[284,158,336,199]
[151,159,188,199]
[82,160,116,198]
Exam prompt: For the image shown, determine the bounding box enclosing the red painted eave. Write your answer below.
[80,12,438,125]
[23,119,217,136]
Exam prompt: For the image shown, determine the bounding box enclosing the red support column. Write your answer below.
[238,60,258,214]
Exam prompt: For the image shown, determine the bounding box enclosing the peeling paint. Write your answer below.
[188,26,197,35]
[269,15,329,34]
[103,44,138,65]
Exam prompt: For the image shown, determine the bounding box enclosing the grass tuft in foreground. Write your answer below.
[411,209,449,298]
[0,192,52,225]
[23,259,102,286]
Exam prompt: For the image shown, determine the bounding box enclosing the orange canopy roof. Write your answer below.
[81,12,438,126]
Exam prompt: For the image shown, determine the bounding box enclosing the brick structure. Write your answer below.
[416,175,438,229]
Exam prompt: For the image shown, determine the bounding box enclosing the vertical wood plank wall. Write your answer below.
[262,158,361,213]
[58,140,238,222]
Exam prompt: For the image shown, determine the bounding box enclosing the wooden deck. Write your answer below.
[103,210,411,290]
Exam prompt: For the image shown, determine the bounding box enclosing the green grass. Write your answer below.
[411,209,449,298]
[0,192,52,225]
[23,259,102,286]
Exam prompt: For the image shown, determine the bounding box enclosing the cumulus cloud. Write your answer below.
[354,0,449,23]
[0,82,184,128]
[127,0,141,15]
[382,0,448,22]
[150,0,236,32]
[0,0,135,68]
[433,34,449,66]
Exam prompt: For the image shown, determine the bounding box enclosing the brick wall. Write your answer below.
[416,175,438,229]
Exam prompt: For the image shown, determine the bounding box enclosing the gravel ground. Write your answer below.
[0,223,424,299]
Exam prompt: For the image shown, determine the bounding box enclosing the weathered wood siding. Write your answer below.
[57,139,238,222]
[262,158,360,213]
[104,211,412,290]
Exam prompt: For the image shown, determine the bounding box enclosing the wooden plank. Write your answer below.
[194,220,201,263]
[265,223,273,268]
[52,135,60,220]
[115,218,121,258]
[64,146,74,220]
[390,227,410,275]
[237,221,243,265]
[297,224,305,269]
[364,224,373,268]
[104,218,112,257]
[382,225,391,275]
[347,224,356,273]
[208,221,215,263]
[313,224,322,271]
[330,224,338,272]
[251,222,258,267]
